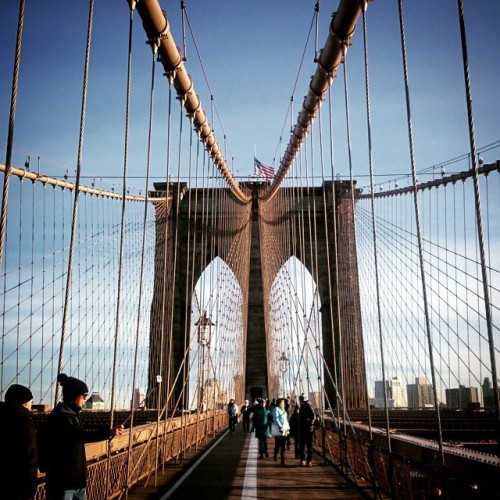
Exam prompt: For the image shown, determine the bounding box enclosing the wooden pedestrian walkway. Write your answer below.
[128,426,371,499]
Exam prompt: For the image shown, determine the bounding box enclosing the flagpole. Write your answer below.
[253,144,256,178]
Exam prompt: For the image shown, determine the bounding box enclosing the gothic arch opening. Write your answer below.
[188,257,245,410]
[267,256,324,407]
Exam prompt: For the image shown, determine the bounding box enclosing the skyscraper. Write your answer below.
[374,378,405,408]
[482,377,500,408]
[445,385,479,408]
[406,377,435,408]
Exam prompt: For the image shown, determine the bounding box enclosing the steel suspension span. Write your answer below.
[133,0,366,204]
[261,0,366,201]
[133,0,250,203]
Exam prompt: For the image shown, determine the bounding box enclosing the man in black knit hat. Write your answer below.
[0,384,38,499]
[298,393,316,467]
[39,374,123,500]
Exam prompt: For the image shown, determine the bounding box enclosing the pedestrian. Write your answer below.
[0,384,38,500]
[271,398,290,465]
[289,405,300,459]
[250,398,271,458]
[227,398,238,432]
[38,373,123,500]
[284,397,291,450]
[240,399,252,432]
[298,393,316,466]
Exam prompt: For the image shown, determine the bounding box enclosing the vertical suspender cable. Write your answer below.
[324,84,343,416]
[308,121,323,405]
[456,0,499,431]
[16,182,23,381]
[29,179,35,385]
[158,78,173,415]
[109,0,133,427]
[106,3,134,495]
[125,48,156,494]
[342,54,373,430]
[320,86,344,424]
[188,140,201,417]
[309,131,323,403]
[50,188,57,399]
[361,8,392,455]
[303,137,312,395]
[169,96,185,460]
[181,124,194,446]
[55,0,94,405]
[314,1,320,62]
[0,0,25,280]
[339,53,378,487]
[40,185,47,401]
[153,74,174,491]
[397,0,444,464]
[181,0,187,62]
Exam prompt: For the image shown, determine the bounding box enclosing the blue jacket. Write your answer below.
[271,406,290,434]
[252,406,271,438]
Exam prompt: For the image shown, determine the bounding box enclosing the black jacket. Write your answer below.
[289,412,300,436]
[39,402,110,491]
[298,401,316,433]
[0,401,38,499]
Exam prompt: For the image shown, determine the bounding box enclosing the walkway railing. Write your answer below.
[316,415,499,499]
[34,409,228,499]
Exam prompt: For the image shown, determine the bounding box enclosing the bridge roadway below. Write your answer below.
[128,424,370,500]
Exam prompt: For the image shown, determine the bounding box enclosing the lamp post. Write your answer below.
[195,310,214,410]
[279,351,289,373]
[279,351,289,396]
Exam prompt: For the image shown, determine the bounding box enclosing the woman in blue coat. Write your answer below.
[251,398,271,458]
[271,398,290,464]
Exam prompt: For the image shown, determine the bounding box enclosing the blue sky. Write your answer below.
[0,0,498,193]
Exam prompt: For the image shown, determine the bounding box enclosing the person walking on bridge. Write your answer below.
[0,384,38,500]
[251,398,271,458]
[289,404,300,459]
[240,399,252,432]
[227,398,238,432]
[39,374,123,500]
[298,393,316,466]
[271,398,290,465]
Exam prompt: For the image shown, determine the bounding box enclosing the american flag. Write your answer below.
[254,157,274,181]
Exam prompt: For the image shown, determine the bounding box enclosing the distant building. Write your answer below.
[445,385,479,408]
[374,378,405,408]
[85,392,105,410]
[132,388,145,409]
[407,377,434,408]
[482,377,500,408]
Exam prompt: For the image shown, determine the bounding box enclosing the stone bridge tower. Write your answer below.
[148,181,366,410]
